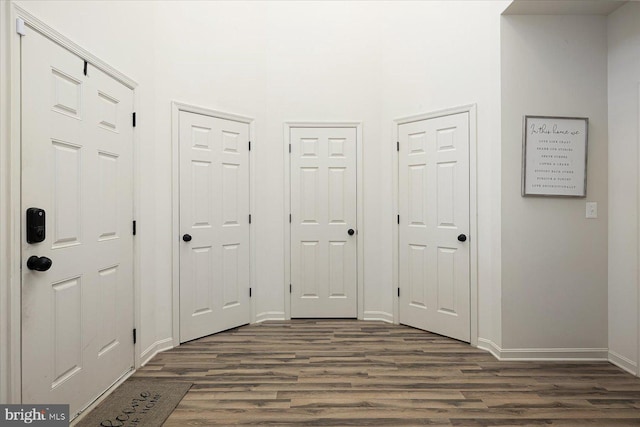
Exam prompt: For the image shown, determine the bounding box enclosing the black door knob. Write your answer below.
[348,229,355,236]
[182,234,192,242]
[27,255,52,272]
[457,234,467,242]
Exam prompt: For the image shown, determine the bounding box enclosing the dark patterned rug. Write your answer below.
[75,380,191,427]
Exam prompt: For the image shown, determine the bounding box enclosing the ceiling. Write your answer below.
[503,0,629,15]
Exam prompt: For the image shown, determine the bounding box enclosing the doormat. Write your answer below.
[75,380,192,427]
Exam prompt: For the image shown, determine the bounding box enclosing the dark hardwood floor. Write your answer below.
[134,320,640,426]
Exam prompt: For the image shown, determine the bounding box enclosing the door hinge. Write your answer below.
[248,140,251,151]
[83,61,88,76]
[397,215,400,224]
[397,141,399,152]
[397,288,400,297]
[132,220,137,236]
[289,284,292,294]
[133,328,137,344]
[289,214,292,223]
[249,214,252,224]
[289,144,291,153]
[132,112,137,127]
[16,18,26,36]
[249,287,252,298]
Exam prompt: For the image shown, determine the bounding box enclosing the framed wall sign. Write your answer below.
[522,115,589,197]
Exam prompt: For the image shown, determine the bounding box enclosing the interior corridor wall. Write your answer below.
[501,15,608,353]
[1,1,507,389]
[151,1,506,339]
[7,0,163,362]
[375,1,506,344]
[607,1,640,375]
[152,1,269,329]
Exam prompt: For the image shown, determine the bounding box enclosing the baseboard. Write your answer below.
[139,337,174,367]
[255,311,286,323]
[477,338,608,361]
[609,350,638,375]
[363,311,394,323]
[477,338,502,360]
[499,347,608,360]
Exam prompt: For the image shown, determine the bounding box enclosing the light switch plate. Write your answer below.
[586,202,598,219]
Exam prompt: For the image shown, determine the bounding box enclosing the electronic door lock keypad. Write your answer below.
[26,207,46,244]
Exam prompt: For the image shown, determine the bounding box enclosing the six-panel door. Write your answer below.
[398,113,471,342]
[290,127,358,318]
[179,111,251,343]
[21,30,135,416]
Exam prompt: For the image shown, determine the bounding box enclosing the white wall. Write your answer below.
[261,1,380,319]
[501,15,609,353]
[153,0,507,338]
[607,1,640,374]
[153,1,268,329]
[377,1,506,345]
[6,0,164,362]
[0,1,508,402]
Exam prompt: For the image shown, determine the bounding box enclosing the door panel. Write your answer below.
[179,112,250,343]
[398,113,470,342]
[290,127,357,318]
[21,31,134,416]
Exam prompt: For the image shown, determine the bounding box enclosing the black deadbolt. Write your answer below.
[457,234,467,242]
[27,256,52,272]
[183,234,192,242]
[26,208,46,244]
[348,229,355,236]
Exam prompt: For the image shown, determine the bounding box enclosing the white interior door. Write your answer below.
[179,111,251,343]
[21,30,134,416]
[398,113,470,342]
[290,127,357,318]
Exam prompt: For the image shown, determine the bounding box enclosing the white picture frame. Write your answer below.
[522,115,589,197]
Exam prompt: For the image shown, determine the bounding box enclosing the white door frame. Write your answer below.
[283,122,364,320]
[392,105,479,347]
[171,101,256,347]
[4,3,140,404]
[637,83,640,378]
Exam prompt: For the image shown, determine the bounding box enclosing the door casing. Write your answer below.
[283,122,364,321]
[5,3,140,405]
[171,101,256,347]
[637,83,640,378]
[392,105,479,347]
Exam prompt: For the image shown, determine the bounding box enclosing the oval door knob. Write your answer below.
[27,255,52,272]
[348,229,355,236]
[457,234,467,242]
[182,234,192,242]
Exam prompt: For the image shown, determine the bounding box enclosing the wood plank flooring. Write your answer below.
[134,320,640,426]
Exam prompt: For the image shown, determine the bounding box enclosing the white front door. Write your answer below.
[21,30,134,416]
[179,111,251,343]
[398,113,470,342]
[290,127,357,318]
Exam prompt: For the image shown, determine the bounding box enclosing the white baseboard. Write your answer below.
[139,337,174,367]
[609,350,638,375]
[255,311,286,323]
[477,338,502,360]
[477,338,608,361]
[363,311,394,323]
[499,347,608,360]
